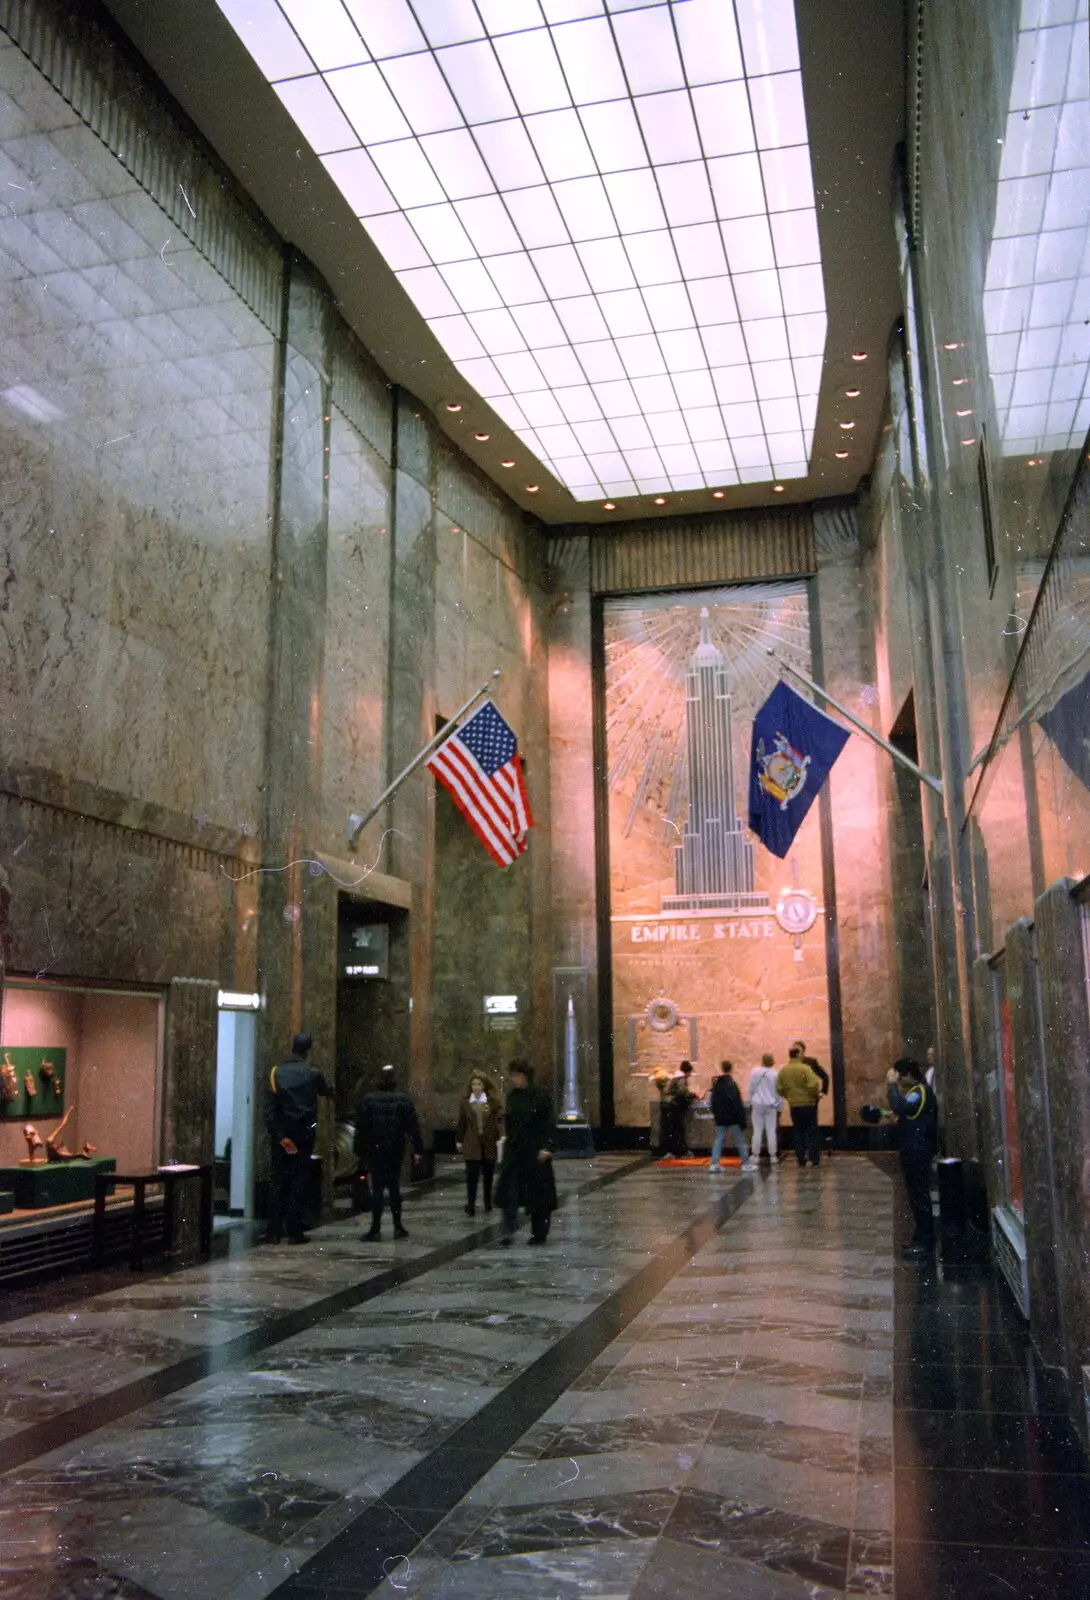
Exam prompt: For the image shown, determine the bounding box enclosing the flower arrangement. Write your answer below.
[649,1066,671,1098]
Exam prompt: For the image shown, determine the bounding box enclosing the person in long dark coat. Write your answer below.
[263,1032,333,1245]
[354,1064,423,1241]
[495,1058,557,1245]
[456,1071,503,1215]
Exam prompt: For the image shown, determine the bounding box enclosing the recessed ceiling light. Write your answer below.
[952,377,969,386]
[961,437,978,445]
[653,497,667,506]
[1027,457,1043,466]
[839,421,856,430]
[851,351,868,362]
[712,490,725,499]
[500,459,515,468]
[943,342,959,351]
[772,484,785,493]
[845,387,861,398]
[835,449,850,459]
[474,431,490,441]
[445,402,462,413]
[955,408,973,418]
[525,484,539,493]
[603,501,616,511]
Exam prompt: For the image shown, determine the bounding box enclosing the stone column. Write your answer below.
[256,252,334,1191]
[385,394,437,1129]
[928,832,980,1158]
[1006,916,1068,1372]
[1035,877,1090,1443]
[546,537,600,1124]
[969,953,1003,1209]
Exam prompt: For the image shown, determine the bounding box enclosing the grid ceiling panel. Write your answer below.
[984,0,1090,456]
[218,0,828,500]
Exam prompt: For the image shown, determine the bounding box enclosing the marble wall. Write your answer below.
[0,36,275,833]
[0,4,554,1194]
[865,0,1090,1448]
[1035,880,1090,1444]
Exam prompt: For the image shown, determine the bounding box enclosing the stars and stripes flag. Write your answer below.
[425,700,533,868]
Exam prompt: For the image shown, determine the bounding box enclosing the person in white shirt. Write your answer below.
[748,1053,783,1161]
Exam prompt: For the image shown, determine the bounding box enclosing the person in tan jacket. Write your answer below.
[776,1046,823,1168]
[456,1072,503,1215]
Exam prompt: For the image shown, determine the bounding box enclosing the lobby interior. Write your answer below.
[1,1,1090,1597]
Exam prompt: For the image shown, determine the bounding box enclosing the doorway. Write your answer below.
[336,897,411,1114]
[214,1006,256,1216]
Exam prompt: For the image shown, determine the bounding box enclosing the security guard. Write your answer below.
[263,1032,332,1245]
[886,1057,939,1256]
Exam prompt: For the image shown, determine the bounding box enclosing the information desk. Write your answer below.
[93,1164,213,1270]
[0,1157,117,1209]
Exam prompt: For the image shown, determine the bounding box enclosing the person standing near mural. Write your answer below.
[776,1045,823,1167]
[709,1061,758,1172]
[748,1052,783,1161]
[793,1039,829,1097]
[664,1060,697,1157]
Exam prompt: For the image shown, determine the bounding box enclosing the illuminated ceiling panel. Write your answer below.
[217,0,827,500]
[984,0,1090,455]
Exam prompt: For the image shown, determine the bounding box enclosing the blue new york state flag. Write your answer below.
[747,681,851,858]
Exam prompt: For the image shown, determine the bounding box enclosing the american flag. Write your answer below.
[426,700,533,868]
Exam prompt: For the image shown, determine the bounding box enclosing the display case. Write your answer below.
[0,977,163,1213]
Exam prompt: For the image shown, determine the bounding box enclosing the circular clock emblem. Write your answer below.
[775,889,818,936]
[645,996,680,1033]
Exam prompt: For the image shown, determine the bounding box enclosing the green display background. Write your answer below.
[0,1047,67,1119]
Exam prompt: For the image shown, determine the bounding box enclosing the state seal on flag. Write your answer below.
[756,731,811,810]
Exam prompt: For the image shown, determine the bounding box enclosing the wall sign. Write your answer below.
[340,923,389,980]
[484,995,518,1031]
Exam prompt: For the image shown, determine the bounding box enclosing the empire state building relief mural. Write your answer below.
[604,584,835,1128]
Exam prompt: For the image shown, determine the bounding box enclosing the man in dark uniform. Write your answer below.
[263,1032,332,1245]
[354,1064,424,1241]
[495,1058,557,1245]
[887,1057,940,1257]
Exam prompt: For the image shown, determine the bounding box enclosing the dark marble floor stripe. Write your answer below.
[0,1156,650,1478]
[0,1163,468,1328]
[265,1178,758,1598]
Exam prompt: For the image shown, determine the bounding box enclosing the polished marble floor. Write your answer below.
[0,1154,1085,1599]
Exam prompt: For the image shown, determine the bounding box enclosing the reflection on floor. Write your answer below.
[0,1155,1085,1599]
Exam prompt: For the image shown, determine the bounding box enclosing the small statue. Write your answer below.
[22,1123,45,1163]
[24,1071,36,1099]
[1,1053,17,1102]
[38,1059,55,1089]
[44,1105,96,1162]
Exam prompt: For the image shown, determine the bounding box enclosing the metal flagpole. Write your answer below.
[767,650,944,796]
[348,670,501,851]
